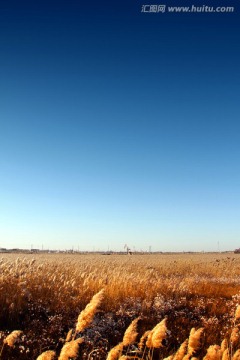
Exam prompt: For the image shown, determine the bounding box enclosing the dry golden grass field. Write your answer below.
[0,252,240,360]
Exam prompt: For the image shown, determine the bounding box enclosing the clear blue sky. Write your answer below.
[1,0,240,252]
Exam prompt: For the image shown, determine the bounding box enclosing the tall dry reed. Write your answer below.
[151,318,167,348]
[3,330,23,347]
[122,317,140,347]
[36,350,56,360]
[173,339,188,360]
[76,289,104,333]
[58,338,84,360]
[106,342,124,360]
[187,328,204,356]
[203,345,222,360]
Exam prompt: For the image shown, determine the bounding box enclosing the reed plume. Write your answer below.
[122,317,140,346]
[222,348,230,360]
[4,330,23,347]
[187,327,204,356]
[118,357,141,360]
[230,327,240,347]
[173,339,188,360]
[76,289,104,332]
[203,345,222,360]
[65,329,73,342]
[182,354,191,360]
[58,338,84,360]
[235,305,240,322]
[221,339,228,352]
[106,342,124,360]
[145,330,153,348]
[36,350,56,360]
[233,349,240,360]
[138,330,151,349]
[151,318,167,348]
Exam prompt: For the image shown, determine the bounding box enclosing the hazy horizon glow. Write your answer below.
[1,0,240,252]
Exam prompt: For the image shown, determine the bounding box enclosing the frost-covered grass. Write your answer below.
[0,253,240,359]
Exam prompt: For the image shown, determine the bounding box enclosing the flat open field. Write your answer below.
[0,252,240,359]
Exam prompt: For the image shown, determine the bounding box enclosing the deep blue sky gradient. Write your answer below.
[1,0,240,251]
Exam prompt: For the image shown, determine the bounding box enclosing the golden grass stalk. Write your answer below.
[3,330,23,347]
[203,345,222,360]
[145,330,153,348]
[36,350,56,360]
[138,330,151,349]
[222,348,230,360]
[230,327,240,347]
[58,338,84,360]
[151,318,167,348]
[221,339,228,352]
[233,349,240,360]
[106,342,124,360]
[122,317,140,346]
[118,357,141,360]
[65,329,73,342]
[187,327,204,356]
[182,354,191,360]
[235,306,240,322]
[163,356,174,360]
[173,339,188,360]
[76,289,104,333]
